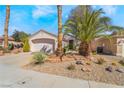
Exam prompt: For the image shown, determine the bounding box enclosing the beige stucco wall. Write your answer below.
[93,37,117,55]
[63,34,80,49]
[116,38,124,56]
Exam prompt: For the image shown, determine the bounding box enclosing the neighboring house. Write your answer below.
[0,36,14,47]
[29,29,79,54]
[93,32,124,57]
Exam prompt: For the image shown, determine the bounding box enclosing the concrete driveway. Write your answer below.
[0,53,123,88]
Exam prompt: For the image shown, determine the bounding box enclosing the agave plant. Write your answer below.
[64,6,123,57]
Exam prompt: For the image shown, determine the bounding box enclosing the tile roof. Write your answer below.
[0,36,14,41]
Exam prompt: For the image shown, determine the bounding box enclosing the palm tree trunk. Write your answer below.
[4,5,10,49]
[79,41,90,56]
[56,5,63,55]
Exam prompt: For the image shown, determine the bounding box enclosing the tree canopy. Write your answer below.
[12,30,30,42]
[64,5,124,56]
[64,5,124,43]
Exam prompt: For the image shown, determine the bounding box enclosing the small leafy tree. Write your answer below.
[12,30,29,42]
[23,38,30,52]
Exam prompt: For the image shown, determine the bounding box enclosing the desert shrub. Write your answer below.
[92,51,97,55]
[119,59,124,66]
[0,46,10,53]
[111,62,117,66]
[33,52,47,64]
[8,43,14,50]
[97,58,106,65]
[0,46,3,50]
[23,39,30,52]
[67,64,75,70]
[3,48,10,53]
[63,45,69,54]
[86,62,91,65]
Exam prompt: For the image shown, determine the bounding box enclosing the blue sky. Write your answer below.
[0,5,124,36]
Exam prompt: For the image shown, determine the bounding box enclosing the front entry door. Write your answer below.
[69,40,74,50]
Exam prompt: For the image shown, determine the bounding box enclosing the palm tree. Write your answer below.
[57,5,63,55]
[4,5,10,48]
[64,6,123,57]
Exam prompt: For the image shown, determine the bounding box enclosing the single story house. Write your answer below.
[29,29,124,57]
[29,29,78,54]
[0,36,23,48]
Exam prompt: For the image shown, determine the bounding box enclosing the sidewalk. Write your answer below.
[0,65,123,88]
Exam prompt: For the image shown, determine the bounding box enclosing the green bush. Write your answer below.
[92,51,97,55]
[8,43,14,50]
[33,52,47,64]
[97,58,106,65]
[23,39,30,52]
[67,64,75,70]
[119,59,124,66]
[0,46,3,50]
[63,45,69,54]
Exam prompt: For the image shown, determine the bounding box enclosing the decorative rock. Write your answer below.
[116,68,124,73]
[105,66,113,72]
[21,81,26,84]
[90,57,97,62]
[81,68,86,72]
[81,66,91,72]
[76,61,83,65]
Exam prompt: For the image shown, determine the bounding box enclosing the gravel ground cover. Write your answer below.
[23,54,124,86]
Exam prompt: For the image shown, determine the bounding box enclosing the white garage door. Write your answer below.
[32,43,53,53]
[31,38,55,54]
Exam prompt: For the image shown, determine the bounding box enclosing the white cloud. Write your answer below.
[32,6,56,19]
[100,5,117,15]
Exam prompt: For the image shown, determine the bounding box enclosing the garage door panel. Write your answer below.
[32,43,53,53]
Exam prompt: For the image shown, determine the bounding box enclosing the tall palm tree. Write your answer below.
[57,5,63,55]
[64,6,123,57]
[4,5,10,48]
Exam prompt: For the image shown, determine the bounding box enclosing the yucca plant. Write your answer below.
[64,5,123,57]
